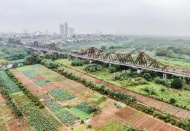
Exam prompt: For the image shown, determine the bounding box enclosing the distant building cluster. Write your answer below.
[60,22,74,38]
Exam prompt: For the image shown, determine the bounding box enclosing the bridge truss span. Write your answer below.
[24,42,190,78]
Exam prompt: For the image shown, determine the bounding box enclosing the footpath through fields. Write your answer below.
[62,66,190,120]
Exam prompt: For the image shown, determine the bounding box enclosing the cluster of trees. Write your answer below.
[156,47,190,58]
[84,64,102,72]
[1,46,28,61]
[156,48,176,58]
[113,70,133,80]
[6,70,44,109]
[154,77,171,87]
[71,59,85,66]
[24,53,58,65]
[41,59,59,69]
[0,87,23,117]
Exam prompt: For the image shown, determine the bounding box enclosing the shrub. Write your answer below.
[84,64,102,72]
[160,87,166,92]
[80,120,84,124]
[143,86,157,95]
[169,98,176,104]
[113,70,132,80]
[154,77,171,87]
[87,124,92,128]
[142,73,152,81]
[171,78,183,89]
[109,67,116,73]
[71,59,84,66]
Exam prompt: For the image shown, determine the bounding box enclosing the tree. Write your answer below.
[101,46,107,50]
[171,78,183,89]
[169,98,176,104]
[142,73,152,81]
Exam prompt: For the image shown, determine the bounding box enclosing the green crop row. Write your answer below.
[22,70,39,79]
[48,88,75,101]
[0,71,21,94]
[57,109,77,127]
[75,102,98,114]
[44,98,62,112]
[35,79,52,86]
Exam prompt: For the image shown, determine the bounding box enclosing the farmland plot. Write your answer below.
[11,92,63,131]
[12,65,183,131]
[22,70,39,79]
[69,107,90,119]
[97,119,125,131]
[75,102,97,114]
[48,88,75,101]
[88,93,107,107]
[35,79,52,86]
[57,109,77,127]
[0,93,23,131]
[0,71,21,94]
[44,98,63,112]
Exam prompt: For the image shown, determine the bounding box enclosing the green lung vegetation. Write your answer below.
[56,58,190,110]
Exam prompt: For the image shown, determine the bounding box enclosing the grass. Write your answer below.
[48,76,63,82]
[56,58,190,110]
[17,66,32,71]
[69,107,90,119]
[97,119,125,131]
[88,93,107,107]
[156,56,190,71]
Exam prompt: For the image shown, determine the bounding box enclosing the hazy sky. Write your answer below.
[0,0,190,35]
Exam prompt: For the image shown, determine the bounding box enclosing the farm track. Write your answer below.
[10,65,184,131]
[62,66,190,120]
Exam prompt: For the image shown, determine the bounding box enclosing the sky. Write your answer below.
[0,0,190,36]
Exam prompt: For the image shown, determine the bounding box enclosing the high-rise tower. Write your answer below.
[64,22,68,37]
[60,23,64,36]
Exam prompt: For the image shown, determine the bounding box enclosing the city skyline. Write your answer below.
[0,0,190,36]
[60,21,74,37]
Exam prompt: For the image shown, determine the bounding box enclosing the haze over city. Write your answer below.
[1,0,190,36]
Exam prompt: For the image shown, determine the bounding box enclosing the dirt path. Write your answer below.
[62,66,190,120]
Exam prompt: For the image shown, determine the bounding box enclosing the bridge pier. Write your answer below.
[163,74,167,79]
[89,60,92,64]
[109,63,112,68]
[137,69,143,74]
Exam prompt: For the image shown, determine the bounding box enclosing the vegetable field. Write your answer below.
[22,70,39,79]
[0,71,21,94]
[44,98,62,112]
[35,79,52,86]
[75,102,97,114]
[57,109,77,127]
[48,88,75,101]
[69,107,90,119]
[11,92,62,131]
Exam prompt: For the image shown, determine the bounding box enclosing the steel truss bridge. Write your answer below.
[23,42,190,78]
